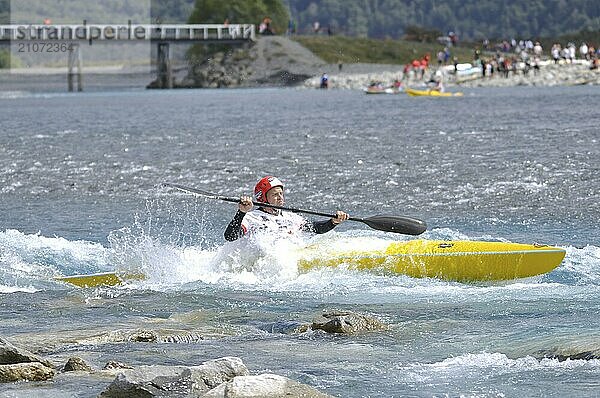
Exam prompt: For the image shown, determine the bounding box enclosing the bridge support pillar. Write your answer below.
[157,42,172,89]
[67,43,83,92]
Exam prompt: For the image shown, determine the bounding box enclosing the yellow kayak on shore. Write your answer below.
[405,88,463,97]
[299,240,565,282]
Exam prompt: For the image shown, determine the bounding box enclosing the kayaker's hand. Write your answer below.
[239,196,253,213]
[332,210,349,225]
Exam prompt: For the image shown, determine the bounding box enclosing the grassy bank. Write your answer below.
[292,35,476,65]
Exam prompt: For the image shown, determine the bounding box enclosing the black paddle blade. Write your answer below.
[361,215,427,235]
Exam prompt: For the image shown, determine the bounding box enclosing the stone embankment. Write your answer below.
[171,35,326,88]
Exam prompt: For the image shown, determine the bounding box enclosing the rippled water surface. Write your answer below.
[0,85,599,397]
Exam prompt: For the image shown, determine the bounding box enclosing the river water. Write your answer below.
[0,84,599,397]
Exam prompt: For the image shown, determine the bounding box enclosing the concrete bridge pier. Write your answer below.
[157,42,172,89]
[67,43,83,92]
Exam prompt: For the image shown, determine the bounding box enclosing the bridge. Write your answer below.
[0,23,255,43]
[0,23,255,90]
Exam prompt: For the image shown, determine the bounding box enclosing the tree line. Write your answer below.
[285,0,600,41]
[1,0,598,41]
[157,0,600,42]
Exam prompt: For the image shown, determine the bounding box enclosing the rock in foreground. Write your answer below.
[203,373,334,398]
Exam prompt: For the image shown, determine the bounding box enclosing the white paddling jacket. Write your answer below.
[224,208,337,241]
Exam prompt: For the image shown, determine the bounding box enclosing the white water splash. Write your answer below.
[1,226,598,294]
[400,352,600,382]
[0,229,111,281]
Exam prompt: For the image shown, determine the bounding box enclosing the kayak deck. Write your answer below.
[55,272,144,288]
[299,240,565,282]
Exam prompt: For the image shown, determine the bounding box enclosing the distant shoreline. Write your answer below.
[1,64,153,75]
[1,59,598,92]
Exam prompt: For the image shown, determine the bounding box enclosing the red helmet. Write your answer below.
[254,176,283,203]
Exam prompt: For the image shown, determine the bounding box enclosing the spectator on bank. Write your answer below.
[419,55,430,79]
[551,44,561,63]
[533,42,543,57]
[320,73,329,89]
[444,47,451,63]
[448,31,458,46]
[411,58,420,77]
[313,21,320,34]
[485,60,493,77]
[579,42,589,60]
[437,49,445,66]
[567,42,576,62]
[259,17,273,35]
[482,38,489,50]
[402,63,410,80]
[526,39,534,52]
[532,56,541,75]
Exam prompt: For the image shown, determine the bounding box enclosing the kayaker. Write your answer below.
[224,176,349,241]
[431,79,444,92]
[430,70,445,92]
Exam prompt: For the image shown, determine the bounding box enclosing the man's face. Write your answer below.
[265,186,284,205]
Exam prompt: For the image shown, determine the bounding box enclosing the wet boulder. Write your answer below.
[311,310,387,334]
[103,361,134,370]
[202,373,333,398]
[62,356,93,372]
[127,329,159,343]
[258,321,311,334]
[0,336,55,368]
[0,336,56,383]
[99,356,249,397]
[0,362,55,383]
[189,356,250,391]
[100,366,192,397]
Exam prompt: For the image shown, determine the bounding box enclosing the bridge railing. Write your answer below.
[0,23,255,42]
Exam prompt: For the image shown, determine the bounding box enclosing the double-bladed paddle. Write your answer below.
[163,182,427,236]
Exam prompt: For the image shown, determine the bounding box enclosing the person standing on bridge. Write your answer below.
[224,176,349,241]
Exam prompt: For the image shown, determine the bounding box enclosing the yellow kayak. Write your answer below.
[405,88,463,97]
[57,240,565,287]
[55,271,143,288]
[298,240,565,282]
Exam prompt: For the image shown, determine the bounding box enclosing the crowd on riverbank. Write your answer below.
[304,59,600,90]
[304,36,600,91]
